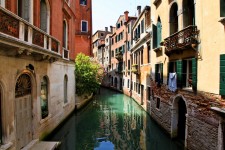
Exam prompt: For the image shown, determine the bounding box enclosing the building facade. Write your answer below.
[130,6,151,110]
[0,0,77,149]
[150,0,225,149]
[74,0,92,57]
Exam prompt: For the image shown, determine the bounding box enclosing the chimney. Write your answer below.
[105,27,108,32]
[124,11,129,22]
[137,6,141,16]
[110,26,113,33]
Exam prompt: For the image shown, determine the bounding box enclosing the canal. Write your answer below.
[48,88,184,150]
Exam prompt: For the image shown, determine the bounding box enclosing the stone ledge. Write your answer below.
[0,142,13,150]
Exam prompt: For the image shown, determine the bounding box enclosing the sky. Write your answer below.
[92,0,150,34]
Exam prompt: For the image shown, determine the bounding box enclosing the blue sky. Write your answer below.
[92,0,150,33]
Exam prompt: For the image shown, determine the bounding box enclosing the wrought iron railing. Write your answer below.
[0,7,60,54]
[164,25,199,55]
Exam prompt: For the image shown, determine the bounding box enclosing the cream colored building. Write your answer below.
[150,0,225,149]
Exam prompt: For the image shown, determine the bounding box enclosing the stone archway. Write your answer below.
[171,95,187,141]
[15,73,33,149]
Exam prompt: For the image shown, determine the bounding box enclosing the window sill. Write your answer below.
[0,142,13,150]
[182,87,193,92]
[40,114,52,124]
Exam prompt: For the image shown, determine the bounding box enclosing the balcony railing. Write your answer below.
[131,64,140,75]
[0,7,60,55]
[115,51,123,61]
[164,25,199,55]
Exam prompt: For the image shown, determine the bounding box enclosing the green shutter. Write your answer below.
[176,60,183,88]
[157,21,162,48]
[192,58,197,92]
[153,24,157,49]
[220,54,225,95]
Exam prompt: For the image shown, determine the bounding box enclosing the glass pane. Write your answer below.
[82,21,87,32]
[41,77,48,119]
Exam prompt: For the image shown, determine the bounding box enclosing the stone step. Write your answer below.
[21,140,60,150]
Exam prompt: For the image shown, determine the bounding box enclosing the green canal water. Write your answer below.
[48,88,184,150]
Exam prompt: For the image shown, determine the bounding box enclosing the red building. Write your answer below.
[74,0,92,57]
[0,0,77,149]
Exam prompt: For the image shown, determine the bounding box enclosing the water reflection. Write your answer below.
[48,88,183,150]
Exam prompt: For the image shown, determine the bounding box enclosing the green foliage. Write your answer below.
[75,53,104,96]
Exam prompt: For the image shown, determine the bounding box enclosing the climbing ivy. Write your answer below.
[75,53,104,96]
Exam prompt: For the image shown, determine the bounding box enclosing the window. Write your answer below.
[81,20,88,32]
[128,24,130,33]
[169,58,197,91]
[0,85,2,144]
[80,0,87,5]
[40,0,49,33]
[141,50,143,65]
[18,0,32,22]
[170,3,178,35]
[153,17,162,49]
[155,63,163,85]
[220,54,225,95]
[41,76,48,119]
[156,97,160,109]
[183,0,195,27]
[221,0,225,17]
[63,20,68,49]
[147,44,150,63]
[127,79,130,88]
[141,19,144,33]
[64,75,68,103]
[0,0,5,7]
[112,50,114,57]
[147,87,151,101]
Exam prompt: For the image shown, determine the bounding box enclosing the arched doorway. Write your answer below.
[170,3,178,35]
[15,74,32,149]
[171,96,187,141]
[183,0,195,28]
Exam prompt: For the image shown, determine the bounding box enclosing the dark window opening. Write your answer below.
[80,0,87,5]
[156,97,160,109]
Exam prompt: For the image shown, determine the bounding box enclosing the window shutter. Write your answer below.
[192,58,197,92]
[157,22,162,48]
[176,60,183,88]
[220,54,225,95]
[153,24,157,49]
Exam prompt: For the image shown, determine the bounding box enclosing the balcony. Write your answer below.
[164,25,199,56]
[131,64,140,75]
[115,51,123,61]
[0,7,61,61]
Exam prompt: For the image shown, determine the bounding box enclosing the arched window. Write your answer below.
[170,3,178,35]
[18,0,32,22]
[64,75,68,103]
[63,20,68,49]
[183,0,195,28]
[40,0,50,33]
[41,76,48,119]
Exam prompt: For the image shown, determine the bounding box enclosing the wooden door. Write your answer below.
[16,95,32,149]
